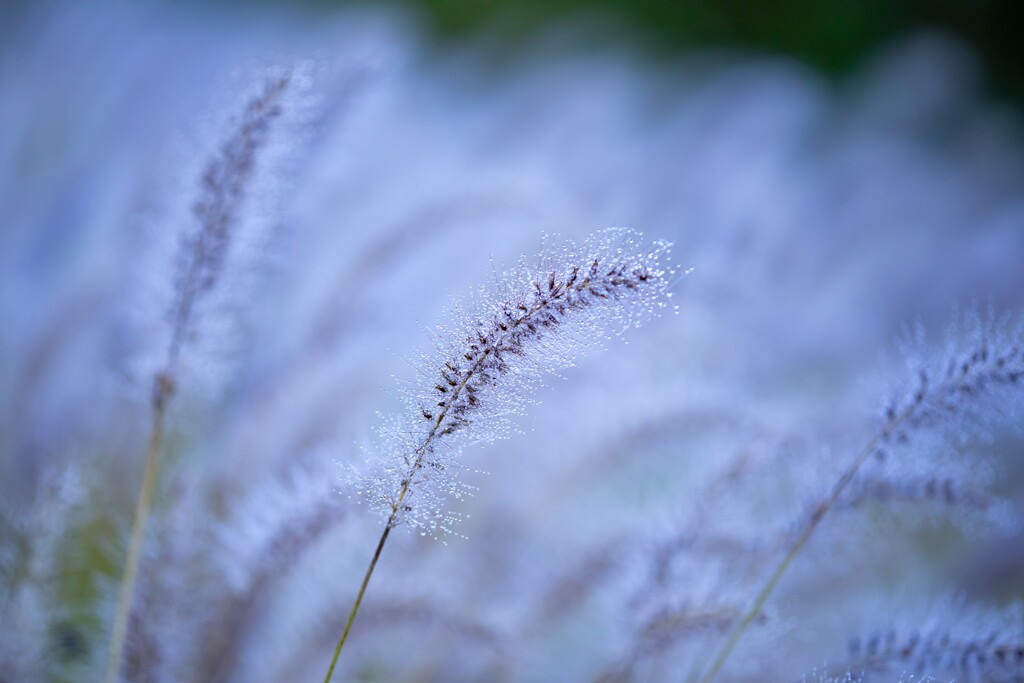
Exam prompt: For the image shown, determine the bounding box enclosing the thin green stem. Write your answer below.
[323,518,394,683]
[103,379,171,683]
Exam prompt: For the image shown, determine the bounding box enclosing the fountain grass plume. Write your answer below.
[325,227,678,681]
[103,69,297,683]
[697,307,1024,683]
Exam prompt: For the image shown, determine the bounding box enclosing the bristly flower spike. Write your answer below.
[326,227,678,681]
[698,305,1024,683]
[104,68,300,683]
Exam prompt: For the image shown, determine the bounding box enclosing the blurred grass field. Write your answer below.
[3,1,1024,680]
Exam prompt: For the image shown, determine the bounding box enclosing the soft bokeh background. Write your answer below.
[2,2,1024,682]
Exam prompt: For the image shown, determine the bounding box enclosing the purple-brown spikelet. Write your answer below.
[838,474,992,511]
[842,599,1024,681]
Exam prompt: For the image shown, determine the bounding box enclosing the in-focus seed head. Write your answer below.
[347,228,678,535]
